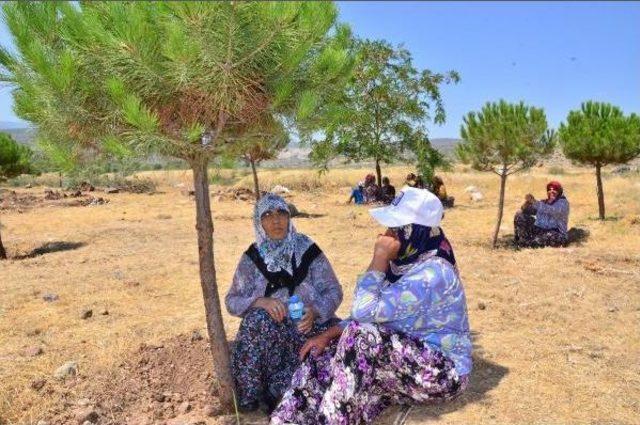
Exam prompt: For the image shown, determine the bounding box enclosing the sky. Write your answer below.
[1,1,639,138]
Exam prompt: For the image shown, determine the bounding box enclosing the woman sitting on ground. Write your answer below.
[379,176,396,204]
[271,187,471,425]
[225,193,343,412]
[432,175,455,208]
[514,180,570,248]
[347,181,365,204]
[362,173,381,204]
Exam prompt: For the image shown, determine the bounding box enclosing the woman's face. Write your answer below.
[547,186,559,200]
[261,209,290,240]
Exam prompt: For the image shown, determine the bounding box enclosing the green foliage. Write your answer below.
[309,38,459,179]
[413,133,451,186]
[457,100,551,247]
[559,101,640,167]
[558,101,640,219]
[457,100,553,176]
[0,2,354,164]
[0,132,32,180]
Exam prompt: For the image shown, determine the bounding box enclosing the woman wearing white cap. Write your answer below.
[271,187,472,425]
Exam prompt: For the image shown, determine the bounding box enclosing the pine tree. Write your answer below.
[0,2,353,411]
[457,100,553,247]
[559,101,640,219]
[0,132,32,259]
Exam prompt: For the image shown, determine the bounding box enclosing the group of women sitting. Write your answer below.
[226,188,471,424]
[348,174,396,205]
[225,179,570,424]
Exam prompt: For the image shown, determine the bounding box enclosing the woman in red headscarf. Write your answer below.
[514,180,570,248]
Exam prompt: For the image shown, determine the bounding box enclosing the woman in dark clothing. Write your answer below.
[225,193,343,412]
[379,176,396,204]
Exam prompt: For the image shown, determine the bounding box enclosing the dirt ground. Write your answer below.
[1,165,639,425]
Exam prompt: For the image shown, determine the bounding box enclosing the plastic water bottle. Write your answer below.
[288,295,305,323]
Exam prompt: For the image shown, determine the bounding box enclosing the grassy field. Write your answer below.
[1,165,639,424]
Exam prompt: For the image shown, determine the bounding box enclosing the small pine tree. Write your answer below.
[0,132,32,259]
[457,100,553,247]
[559,101,640,219]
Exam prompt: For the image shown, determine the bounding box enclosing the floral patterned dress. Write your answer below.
[271,256,471,425]
[226,247,343,411]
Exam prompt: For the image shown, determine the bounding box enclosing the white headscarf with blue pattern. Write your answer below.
[254,193,314,274]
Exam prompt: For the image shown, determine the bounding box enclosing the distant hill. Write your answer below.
[0,122,37,147]
[429,138,461,156]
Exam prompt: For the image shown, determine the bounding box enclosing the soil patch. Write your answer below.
[44,334,239,425]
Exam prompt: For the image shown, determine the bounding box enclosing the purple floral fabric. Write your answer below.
[270,321,468,425]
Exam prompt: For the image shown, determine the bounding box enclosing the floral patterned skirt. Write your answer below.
[270,321,468,425]
[231,308,337,411]
[514,212,567,248]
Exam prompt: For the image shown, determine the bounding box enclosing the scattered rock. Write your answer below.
[346,211,357,220]
[31,379,46,390]
[81,309,93,320]
[44,189,63,200]
[25,183,33,188]
[105,187,120,194]
[612,165,634,175]
[156,214,172,220]
[470,191,484,202]
[79,182,95,192]
[70,190,83,198]
[478,301,487,310]
[181,189,196,197]
[271,184,291,194]
[100,308,109,316]
[113,270,125,280]
[76,398,92,407]
[25,346,44,357]
[177,401,192,414]
[190,330,204,342]
[608,306,619,313]
[54,361,78,379]
[74,407,98,424]
[36,421,49,425]
[124,280,140,288]
[464,185,479,193]
[153,393,165,402]
[42,293,59,302]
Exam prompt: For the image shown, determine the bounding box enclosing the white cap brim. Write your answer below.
[369,206,414,228]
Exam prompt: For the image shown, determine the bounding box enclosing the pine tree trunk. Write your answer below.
[0,225,7,260]
[492,169,508,248]
[375,159,382,187]
[250,158,260,201]
[595,163,605,220]
[59,172,63,189]
[190,158,235,413]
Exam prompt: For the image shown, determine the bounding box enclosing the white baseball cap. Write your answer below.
[369,186,443,228]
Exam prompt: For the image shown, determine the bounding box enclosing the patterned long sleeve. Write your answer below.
[534,198,569,234]
[351,270,427,323]
[308,253,343,323]
[225,254,261,317]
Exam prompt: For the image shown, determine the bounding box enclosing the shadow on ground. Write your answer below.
[495,226,590,251]
[292,212,327,219]
[14,241,86,259]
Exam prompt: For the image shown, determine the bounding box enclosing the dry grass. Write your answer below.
[1,165,639,424]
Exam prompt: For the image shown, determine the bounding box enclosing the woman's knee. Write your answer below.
[241,307,278,331]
